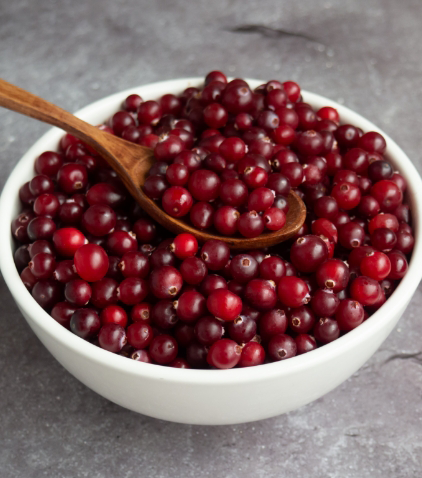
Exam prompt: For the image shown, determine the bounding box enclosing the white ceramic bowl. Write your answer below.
[1,78,421,425]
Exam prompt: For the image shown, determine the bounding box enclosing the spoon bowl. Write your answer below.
[0,78,306,248]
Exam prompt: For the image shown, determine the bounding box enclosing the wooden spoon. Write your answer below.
[0,78,306,249]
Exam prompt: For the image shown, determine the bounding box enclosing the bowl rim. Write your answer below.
[1,77,421,385]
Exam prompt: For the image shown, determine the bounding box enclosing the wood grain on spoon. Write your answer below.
[0,78,306,249]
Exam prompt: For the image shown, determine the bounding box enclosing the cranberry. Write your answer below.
[288,306,315,334]
[311,289,340,317]
[150,265,183,299]
[229,254,259,283]
[244,279,277,311]
[57,163,88,194]
[350,276,381,306]
[358,131,387,153]
[149,335,178,364]
[201,240,230,271]
[100,305,128,327]
[51,301,76,328]
[338,222,365,249]
[118,277,149,305]
[290,235,329,273]
[28,253,56,279]
[268,334,297,361]
[190,202,215,230]
[27,216,56,241]
[131,302,152,323]
[368,213,399,234]
[200,274,227,297]
[162,186,193,217]
[52,227,86,257]
[35,151,63,177]
[70,308,101,339]
[131,350,152,363]
[65,279,91,306]
[238,211,265,238]
[277,276,310,308]
[170,233,198,259]
[126,322,153,349]
[74,244,109,282]
[207,339,242,369]
[314,318,340,344]
[360,251,391,280]
[176,290,206,323]
[238,342,265,367]
[107,230,138,256]
[316,259,349,292]
[387,250,408,279]
[370,180,402,212]
[180,257,207,285]
[295,334,317,355]
[335,299,364,331]
[207,289,242,321]
[98,324,127,353]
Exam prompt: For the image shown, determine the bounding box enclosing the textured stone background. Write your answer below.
[1,1,422,477]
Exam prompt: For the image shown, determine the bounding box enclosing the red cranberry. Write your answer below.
[207,289,242,321]
[53,227,86,257]
[98,324,127,353]
[126,322,153,349]
[335,299,364,331]
[100,304,128,327]
[268,334,297,361]
[107,230,138,256]
[74,244,109,282]
[295,334,317,355]
[150,265,183,299]
[387,250,408,279]
[316,259,349,292]
[290,235,329,273]
[277,276,310,308]
[311,289,340,317]
[28,253,56,279]
[70,308,101,339]
[207,339,242,369]
[118,277,149,305]
[149,335,178,364]
[65,279,92,306]
[51,301,76,329]
[170,233,198,259]
[162,186,193,217]
[313,318,340,344]
[350,276,381,306]
[176,290,207,323]
[131,302,152,323]
[288,306,315,334]
[244,279,277,311]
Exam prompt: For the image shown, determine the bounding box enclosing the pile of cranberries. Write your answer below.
[11,71,414,369]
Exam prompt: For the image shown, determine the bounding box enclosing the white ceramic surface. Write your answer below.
[1,78,421,425]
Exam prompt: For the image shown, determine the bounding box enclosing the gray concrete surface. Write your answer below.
[1,0,421,476]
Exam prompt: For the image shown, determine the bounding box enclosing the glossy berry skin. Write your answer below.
[290,235,329,273]
[194,316,224,346]
[288,306,315,334]
[238,342,266,367]
[150,265,183,299]
[227,315,257,343]
[259,256,286,283]
[263,207,286,231]
[313,318,340,344]
[229,254,259,284]
[82,205,116,236]
[219,179,248,207]
[106,231,138,256]
[57,163,88,194]
[53,227,86,257]
[31,279,61,309]
[214,206,239,235]
[74,244,109,282]
[315,259,350,292]
[238,211,265,238]
[180,257,207,285]
[188,169,221,201]
[207,289,242,321]
[360,251,391,280]
[244,279,277,311]
[28,253,56,279]
[162,186,193,217]
[201,240,230,271]
[126,322,153,349]
[350,276,382,306]
[98,324,127,353]
[176,290,207,323]
[51,301,76,329]
[295,334,317,355]
[171,233,198,259]
[370,180,403,212]
[387,250,408,279]
[100,305,128,327]
[331,182,361,210]
[70,308,101,339]
[149,335,178,364]
[118,278,149,305]
[277,276,310,308]
[65,279,92,306]
[310,289,340,317]
[335,299,364,331]
[268,334,297,361]
[118,251,149,278]
[207,339,242,369]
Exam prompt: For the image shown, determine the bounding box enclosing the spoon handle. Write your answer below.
[0,78,114,156]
